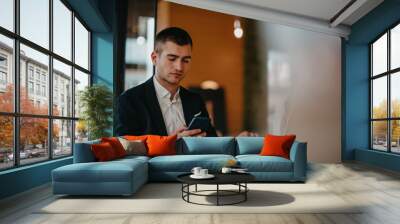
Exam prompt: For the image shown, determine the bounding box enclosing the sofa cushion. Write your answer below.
[178,137,235,155]
[148,154,235,172]
[235,137,264,155]
[236,155,293,172]
[118,137,147,156]
[114,155,150,163]
[52,158,147,183]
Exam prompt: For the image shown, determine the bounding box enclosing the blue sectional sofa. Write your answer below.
[52,137,307,196]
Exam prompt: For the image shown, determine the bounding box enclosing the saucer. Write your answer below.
[190,174,215,179]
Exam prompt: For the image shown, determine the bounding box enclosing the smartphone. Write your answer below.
[187,117,211,131]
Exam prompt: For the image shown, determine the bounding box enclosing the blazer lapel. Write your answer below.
[144,78,168,135]
[180,88,194,125]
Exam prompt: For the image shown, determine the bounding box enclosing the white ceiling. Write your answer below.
[225,0,352,22]
[166,0,384,38]
[224,0,384,26]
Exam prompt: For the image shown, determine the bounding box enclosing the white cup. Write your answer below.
[200,169,208,176]
[221,167,232,174]
[191,167,202,176]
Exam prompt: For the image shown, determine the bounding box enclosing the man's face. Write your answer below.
[151,41,192,86]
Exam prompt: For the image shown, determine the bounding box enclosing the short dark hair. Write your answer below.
[155,27,193,52]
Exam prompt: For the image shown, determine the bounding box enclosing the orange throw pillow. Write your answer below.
[146,135,177,157]
[260,134,296,159]
[124,135,148,141]
[101,137,126,158]
[91,142,117,161]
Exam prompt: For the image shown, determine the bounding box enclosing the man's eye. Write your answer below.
[183,59,190,63]
[168,57,176,61]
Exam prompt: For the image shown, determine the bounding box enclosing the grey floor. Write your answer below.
[1,162,400,224]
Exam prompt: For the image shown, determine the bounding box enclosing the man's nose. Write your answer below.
[174,61,183,71]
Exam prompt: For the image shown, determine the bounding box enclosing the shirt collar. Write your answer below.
[153,76,180,102]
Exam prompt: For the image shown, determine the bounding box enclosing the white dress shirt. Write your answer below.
[153,77,186,135]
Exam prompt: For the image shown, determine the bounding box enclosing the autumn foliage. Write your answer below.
[0,84,59,150]
[372,99,400,142]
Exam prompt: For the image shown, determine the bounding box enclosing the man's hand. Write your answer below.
[174,127,207,139]
[237,130,259,137]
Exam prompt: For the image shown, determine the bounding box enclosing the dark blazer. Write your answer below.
[116,78,217,137]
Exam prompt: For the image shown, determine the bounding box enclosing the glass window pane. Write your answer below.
[0,0,14,31]
[372,121,388,151]
[20,44,49,115]
[0,34,14,112]
[391,120,400,153]
[74,69,89,118]
[372,77,387,119]
[74,18,89,70]
[372,33,387,76]
[20,117,49,165]
[20,0,49,49]
[391,24,400,70]
[53,0,72,60]
[391,72,400,118]
[53,59,72,117]
[53,119,72,157]
[0,116,14,170]
[75,119,88,143]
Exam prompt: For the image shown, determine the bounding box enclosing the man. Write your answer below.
[116,27,256,138]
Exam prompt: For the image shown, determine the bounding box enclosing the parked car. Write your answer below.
[54,149,62,156]
[7,153,13,161]
[8,150,32,160]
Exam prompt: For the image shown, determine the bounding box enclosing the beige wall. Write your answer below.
[259,22,341,163]
[157,1,244,135]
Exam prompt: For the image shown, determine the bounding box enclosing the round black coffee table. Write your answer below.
[177,173,255,206]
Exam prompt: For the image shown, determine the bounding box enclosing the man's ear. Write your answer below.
[150,51,158,65]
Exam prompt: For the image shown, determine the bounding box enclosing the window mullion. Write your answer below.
[370,45,373,149]
[88,31,91,74]
[71,11,76,155]
[388,30,391,152]
[13,0,20,166]
[49,0,53,160]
